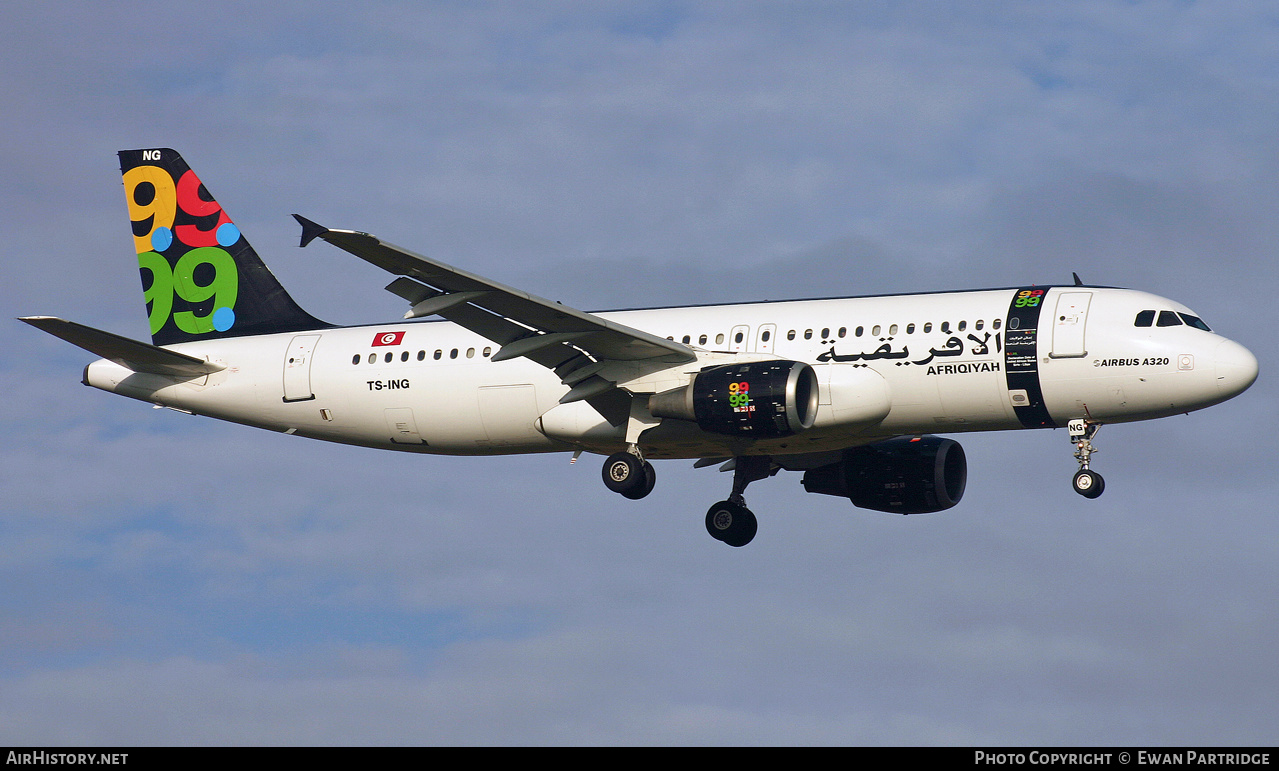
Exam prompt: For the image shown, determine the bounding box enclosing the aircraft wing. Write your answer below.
[294,216,695,410]
[18,317,225,378]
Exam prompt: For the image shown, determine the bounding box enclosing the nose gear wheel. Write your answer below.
[1068,418,1105,499]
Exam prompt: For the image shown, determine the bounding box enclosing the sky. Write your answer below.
[2,1,1276,746]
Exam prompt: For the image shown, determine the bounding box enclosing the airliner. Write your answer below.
[21,149,1259,546]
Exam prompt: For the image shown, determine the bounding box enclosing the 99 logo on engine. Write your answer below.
[728,381,754,414]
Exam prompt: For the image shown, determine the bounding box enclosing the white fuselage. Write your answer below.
[82,286,1258,460]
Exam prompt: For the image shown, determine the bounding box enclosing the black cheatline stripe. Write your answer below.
[1004,287,1057,429]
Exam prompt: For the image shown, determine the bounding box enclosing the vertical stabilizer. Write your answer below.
[118,148,329,345]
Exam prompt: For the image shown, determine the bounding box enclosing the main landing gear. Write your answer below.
[705,455,773,548]
[1068,418,1105,499]
[600,449,773,547]
[601,447,656,500]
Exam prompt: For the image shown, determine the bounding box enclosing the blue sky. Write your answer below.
[2,1,1277,744]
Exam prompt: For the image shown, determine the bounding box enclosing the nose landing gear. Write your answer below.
[1068,418,1105,499]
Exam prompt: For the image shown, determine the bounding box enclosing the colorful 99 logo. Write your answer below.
[1014,289,1044,308]
[123,164,240,335]
[728,381,753,411]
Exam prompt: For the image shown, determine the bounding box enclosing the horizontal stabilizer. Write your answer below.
[19,317,225,378]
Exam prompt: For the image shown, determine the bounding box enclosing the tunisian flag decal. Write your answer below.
[372,331,406,346]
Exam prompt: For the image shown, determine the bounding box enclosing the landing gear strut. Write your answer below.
[602,447,656,500]
[705,455,771,547]
[1068,418,1105,499]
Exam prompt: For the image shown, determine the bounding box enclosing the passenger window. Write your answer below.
[400,351,409,362]
[906,323,915,334]
[1179,313,1211,331]
[821,327,830,339]
[941,322,951,334]
[368,354,377,364]
[734,331,744,343]
[923,323,932,333]
[958,320,967,332]
[838,327,846,338]
[871,325,881,336]
[787,330,796,341]
[855,326,864,337]
[715,333,725,345]
[761,330,771,342]
[417,350,426,361]
[888,324,898,335]
[383,352,393,363]
[682,335,691,344]
[699,334,708,345]
[434,350,442,360]
[804,329,813,340]
[992,319,1001,330]
[1134,310,1155,327]
[976,320,984,331]
[450,348,459,359]
[467,348,475,358]
[352,354,361,365]
[483,347,492,357]
[1157,311,1183,327]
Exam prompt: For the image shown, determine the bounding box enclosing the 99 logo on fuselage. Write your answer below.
[1014,289,1044,308]
[123,164,240,336]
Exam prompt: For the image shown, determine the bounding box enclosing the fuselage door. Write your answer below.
[283,334,321,402]
[385,407,426,445]
[730,325,750,353]
[755,324,776,354]
[1050,292,1092,358]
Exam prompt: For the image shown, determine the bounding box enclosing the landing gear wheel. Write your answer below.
[1067,419,1105,499]
[1072,468,1105,499]
[705,500,758,547]
[620,462,656,500]
[602,452,646,496]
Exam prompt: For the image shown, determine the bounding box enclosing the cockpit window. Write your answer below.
[1134,310,1155,327]
[1157,310,1183,327]
[1178,313,1212,331]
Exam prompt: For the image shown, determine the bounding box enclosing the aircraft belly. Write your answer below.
[875,364,942,431]
[1041,361,1220,424]
[476,384,543,446]
[935,367,1016,429]
[869,361,1017,433]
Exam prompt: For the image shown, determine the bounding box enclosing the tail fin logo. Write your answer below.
[123,157,240,337]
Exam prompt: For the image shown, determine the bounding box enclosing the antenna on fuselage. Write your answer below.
[1072,272,1084,286]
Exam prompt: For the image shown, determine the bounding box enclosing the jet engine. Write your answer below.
[649,360,818,438]
[800,436,967,514]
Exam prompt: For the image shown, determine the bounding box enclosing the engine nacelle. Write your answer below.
[800,436,967,514]
[649,360,818,438]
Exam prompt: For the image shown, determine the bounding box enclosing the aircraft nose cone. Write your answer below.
[1215,338,1259,398]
